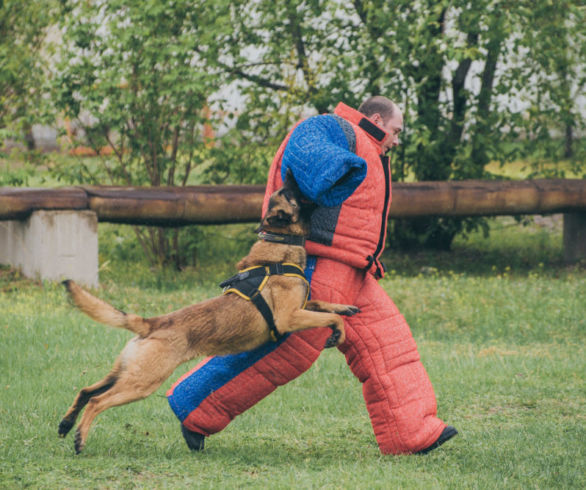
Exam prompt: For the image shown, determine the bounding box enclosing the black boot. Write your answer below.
[181,424,205,451]
[416,425,458,455]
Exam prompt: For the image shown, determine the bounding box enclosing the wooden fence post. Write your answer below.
[563,213,586,263]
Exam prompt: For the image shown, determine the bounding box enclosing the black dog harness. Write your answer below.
[219,263,309,342]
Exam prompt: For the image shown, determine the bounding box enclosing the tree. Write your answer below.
[50,0,585,256]
[53,0,225,267]
[511,1,586,166]
[0,0,56,148]
[203,0,585,250]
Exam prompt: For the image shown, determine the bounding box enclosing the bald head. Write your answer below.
[357,96,403,153]
[358,96,397,121]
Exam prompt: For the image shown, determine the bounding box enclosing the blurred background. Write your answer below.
[1,0,584,266]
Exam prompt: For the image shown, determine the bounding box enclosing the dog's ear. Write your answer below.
[283,168,315,211]
[283,169,302,199]
[259,170,315,232]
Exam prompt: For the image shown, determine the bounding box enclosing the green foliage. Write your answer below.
[54,0,220,187]
[0,160,35,186]
[52,0,230,267]
[199,0,585,249]
[97,222,257,287]
[5,0,584,256]
[0,148,53,186]
[510,0,586,173]
[203,126,275,185]
[0,0,57,144]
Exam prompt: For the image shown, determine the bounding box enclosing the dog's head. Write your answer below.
[259,170,315,235]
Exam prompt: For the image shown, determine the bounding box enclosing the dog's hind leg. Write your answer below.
[73,341,181,453]
[58,360,122,438]
[74,386,141,454]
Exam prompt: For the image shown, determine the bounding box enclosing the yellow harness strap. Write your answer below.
[219,263,309,341]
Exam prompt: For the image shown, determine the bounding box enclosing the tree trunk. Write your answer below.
[564,123,574,159]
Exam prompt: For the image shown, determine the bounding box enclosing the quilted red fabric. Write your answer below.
[167,102,447,453]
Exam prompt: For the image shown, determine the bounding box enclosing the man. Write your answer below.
[167,96,457,454]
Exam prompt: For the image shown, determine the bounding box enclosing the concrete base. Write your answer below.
[563,213,586,263]
[0,210,98,288]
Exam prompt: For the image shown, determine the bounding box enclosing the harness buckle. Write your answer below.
[272,263,284,275]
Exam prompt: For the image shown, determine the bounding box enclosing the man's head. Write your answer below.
[358,96,403,153]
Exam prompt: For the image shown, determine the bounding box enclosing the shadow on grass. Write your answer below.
[382,215,584,278]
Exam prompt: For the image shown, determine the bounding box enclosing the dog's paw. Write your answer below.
[58,419,74,438]
[324,329,342,348]
[74,429,84,454]
[338,305,361,317]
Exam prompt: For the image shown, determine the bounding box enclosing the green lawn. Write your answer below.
[1,218,584,489]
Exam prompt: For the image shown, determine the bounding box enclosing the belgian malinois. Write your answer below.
[59,172,359,454]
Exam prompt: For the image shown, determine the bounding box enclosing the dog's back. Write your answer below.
[63,279,279,355]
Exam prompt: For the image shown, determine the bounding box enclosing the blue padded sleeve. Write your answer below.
[281,115,367,207]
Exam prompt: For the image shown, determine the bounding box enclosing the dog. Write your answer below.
[58,171,360,454]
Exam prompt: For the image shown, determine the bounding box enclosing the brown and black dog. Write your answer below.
[59,172,359,454]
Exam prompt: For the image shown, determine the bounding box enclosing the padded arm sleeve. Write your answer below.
[281,115,367,207]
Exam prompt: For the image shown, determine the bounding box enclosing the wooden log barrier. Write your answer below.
[0,187,88,220]
[389,179,586,217]
[82,185,266,226]
[1,179,584,223]
[1,180,585,281]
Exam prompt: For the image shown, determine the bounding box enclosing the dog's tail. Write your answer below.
[62,280,152,337]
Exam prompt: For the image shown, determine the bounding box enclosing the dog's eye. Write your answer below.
[285,192,298,207]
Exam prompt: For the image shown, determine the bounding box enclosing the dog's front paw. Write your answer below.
[324,328,343,348]
[324,330,340,348]
[339,305,360,317]
[58,419,74,438]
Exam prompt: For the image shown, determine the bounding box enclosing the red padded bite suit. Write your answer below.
[167,103,446,453]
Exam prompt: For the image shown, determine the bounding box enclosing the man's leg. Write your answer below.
[168,257,453,454]
[166,256,358,445]
[337,273,451,454]
[167,327,330,439]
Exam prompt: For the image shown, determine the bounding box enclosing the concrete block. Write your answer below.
[563,213,586,263]
[0,210,98,287]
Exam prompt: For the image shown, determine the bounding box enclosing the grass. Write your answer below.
[1,216,585,488]
[1,144,585,487]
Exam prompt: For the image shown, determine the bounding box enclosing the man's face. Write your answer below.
[372,109,403,154]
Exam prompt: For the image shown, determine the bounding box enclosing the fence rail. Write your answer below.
[1,179,585,286]
[1,179,585,226]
